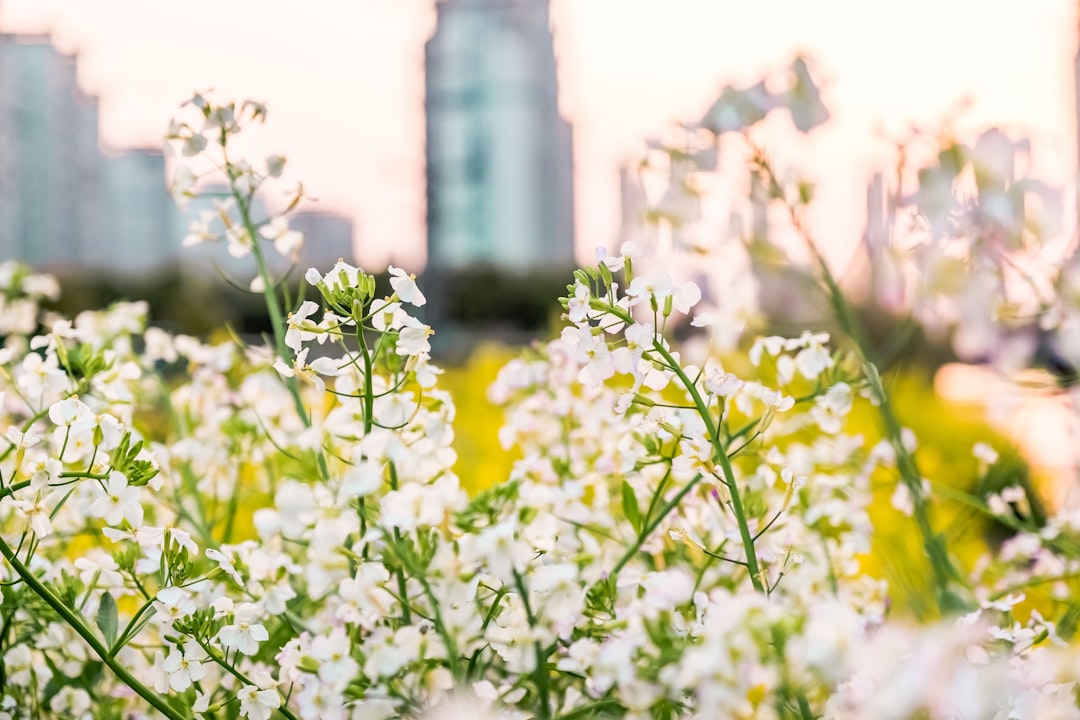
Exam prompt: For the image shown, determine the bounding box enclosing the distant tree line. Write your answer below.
[45,264,576,344]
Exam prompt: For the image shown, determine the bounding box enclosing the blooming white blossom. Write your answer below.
[88,472,144,528]
[153,586,196,624]
[389,265,427,307]
[12,491,58,537]
[161,642,207,692]
[259,216,304,260]
[217,603,270,656]
[285,301,321,352]
[238,684,280,720]
[396,316,433,356]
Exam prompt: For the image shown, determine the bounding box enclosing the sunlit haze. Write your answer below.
[2,0,1075,270]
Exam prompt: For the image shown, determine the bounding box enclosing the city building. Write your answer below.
[100,147,178,275]
[0,33,183,276]
[0,33,103,270]
[424,0,575,272]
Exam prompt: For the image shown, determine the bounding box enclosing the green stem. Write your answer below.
[556,700,622,720]
[0,536,186,720]
[611,473,704,576]
[233,190,307,423]
[110,598,156,658]
[583,296,765,591]
[197,639,301,720]
[0,480,30,501]
[387,465,412,624]
[356,327,376,435]
[652,342,766,593]
[754,146,964,613]
[812,240,961,612]
[512,569,552,720]
[384,535,461,678]
[229,164,329,483]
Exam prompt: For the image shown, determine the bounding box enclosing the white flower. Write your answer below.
[260,216,304,260]
[265,154,286,177]
[206,548,246,587]
[626,273,674,309]
[238,684,280,720]
[274,347,340,393]
[338,563,397,624]
[226,225,254,258]
[567,281,591,324]
[784,57,829,133]
[704,369,744,397]
[162,641,207,692]
[202,100,234,128]
[103,524,165,548]
[74,555,124,590]
[671,281,701,314]
[153,586,196,624]
[12,491,58,537]
[389,265,426,307]
[396,316,433,356]
[218,603,269,656]
[285,301,320,352]
[794,338,834,380]
[341,459,383,498]
[315,260,361,291]
[193,692,211,714]
[595,246,624,271]
[167,527,200,557]
[811,381,854,434]
[311,627,358,686]
[381,476,463,531]
[211,596,235,619]
[182,132,207,157]
[48,396,92,427]
[749,336,786,365]
[182,210,219,247]
[973,442,999,466]
[49,686,91,717]
[170,165,198,207]
[700,80,776,134]
[641,569,695,611]
[564,325,613,388]
[88,471,144,528]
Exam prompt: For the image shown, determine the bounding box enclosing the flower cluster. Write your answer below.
[1,84,1080,720]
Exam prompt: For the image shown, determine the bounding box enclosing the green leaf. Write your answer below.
[1057,603,1080,642]
[621,481,642,533]
[97,591,119,648]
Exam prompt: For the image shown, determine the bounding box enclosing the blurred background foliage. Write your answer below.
[44,266,572,343]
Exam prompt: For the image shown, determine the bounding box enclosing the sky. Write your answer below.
[1,0,1077,271]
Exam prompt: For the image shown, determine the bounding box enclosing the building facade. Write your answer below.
[100,148,178,275]
[0,34,180,275]
[425,0,575,271]
[0,34,103,269]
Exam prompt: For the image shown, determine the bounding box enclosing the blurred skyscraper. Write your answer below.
[0,33,103,268]
[0,33,178,275]
[101,147,178,275]
[425,0,575,271]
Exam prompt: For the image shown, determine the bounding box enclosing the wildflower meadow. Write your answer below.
[2,60,1080,719]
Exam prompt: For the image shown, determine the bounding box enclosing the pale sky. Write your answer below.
[1,0,1076,271]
